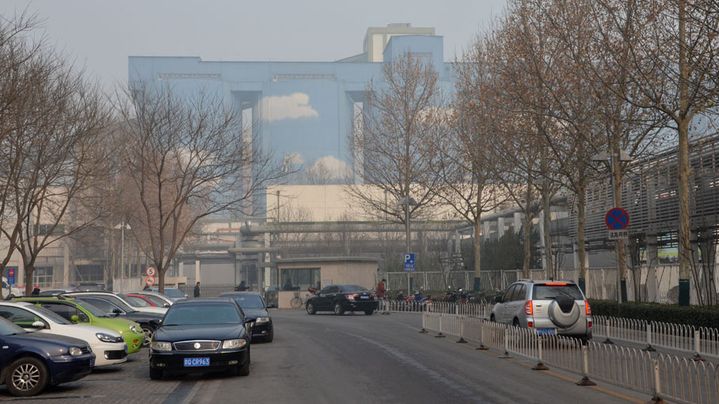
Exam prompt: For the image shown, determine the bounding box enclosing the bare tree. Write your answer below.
[115,85,284,292]
[432,39,508,291]
[349,53,444,257]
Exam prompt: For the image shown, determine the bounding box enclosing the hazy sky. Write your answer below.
[1,0,507,90]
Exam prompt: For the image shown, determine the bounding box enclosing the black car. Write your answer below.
[66,294,163,343]
[306,285,378,315]
[149,299,251,379]
[0,318,94,397]
[219,292,274,342]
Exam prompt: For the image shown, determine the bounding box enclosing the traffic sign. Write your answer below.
[403,253,416,272]
[605,208,630,230]
[146,267,156,277]
[608,230,629,240]
[145,276,155,286]
[7,267,15,285]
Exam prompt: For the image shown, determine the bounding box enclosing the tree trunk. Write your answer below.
[473,219,482,292]
[158,266,166,294]
[577,185,588,294]
[522,212,532,278]
[24,264,34,296]
[677,0,692,306]
[541,187,554,279]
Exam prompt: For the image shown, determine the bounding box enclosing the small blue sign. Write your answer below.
[403,253,416,272]
[605,208,630,230]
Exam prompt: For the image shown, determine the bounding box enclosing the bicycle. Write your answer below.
[290,290,312,309]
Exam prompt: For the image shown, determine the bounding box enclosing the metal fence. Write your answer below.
[421,312,719,404]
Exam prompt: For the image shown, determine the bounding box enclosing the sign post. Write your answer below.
[403,253,416,293]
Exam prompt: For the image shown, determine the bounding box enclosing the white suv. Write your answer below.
[490,280,592,341]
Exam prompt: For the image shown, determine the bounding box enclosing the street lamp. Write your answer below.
[113,222,132,283]
[398,195,417,292]
[591,149,632,303]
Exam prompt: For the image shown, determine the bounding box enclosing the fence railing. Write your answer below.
[422,312,718,404]
[382,301,719,361]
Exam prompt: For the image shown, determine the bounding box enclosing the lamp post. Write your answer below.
[113,222,131,287]
[399,195,417,292]
[592,149,632,304]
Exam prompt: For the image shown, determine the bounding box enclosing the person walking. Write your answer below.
[376,278,388,314]
[235,281,247,291]
[194,281,201,298]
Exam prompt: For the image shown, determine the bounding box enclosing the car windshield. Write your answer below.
[32,306,73,325]
[122,294,150,307]
[163,303,241,326]
[533,284,584,300]
[73,300,108,317]
[142,295,167,306]
[340,285,367,293]
[0,318,26,335]
[224,294,265,309]
[83,295,135,312]
[162,289,185,298]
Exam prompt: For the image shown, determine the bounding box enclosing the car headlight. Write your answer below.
[255,317,270,324]
[150,341,172,352]
[68,347,84,356]
[96,332,121,343]
[222,339,247,349]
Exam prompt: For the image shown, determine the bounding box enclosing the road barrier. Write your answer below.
[421,312,719,404]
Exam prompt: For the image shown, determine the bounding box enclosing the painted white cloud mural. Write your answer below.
[262,93,319,122]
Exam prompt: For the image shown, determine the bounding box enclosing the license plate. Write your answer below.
[184,357,210,367]
[536,328,556,336]
[360,295,369,299]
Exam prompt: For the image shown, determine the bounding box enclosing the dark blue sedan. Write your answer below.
[0,318,95,397]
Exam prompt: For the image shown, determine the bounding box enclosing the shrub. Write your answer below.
[589,300,719,329]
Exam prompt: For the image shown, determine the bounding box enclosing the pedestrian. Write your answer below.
[194,281,201,298]
[31,286,41,296]
[235,281,247,291]
[376,278,389,314]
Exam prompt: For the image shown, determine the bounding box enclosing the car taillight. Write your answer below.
[527,320,534,328]
[585,300,592,316]
[524,300,533,315]
[587,320,592,329]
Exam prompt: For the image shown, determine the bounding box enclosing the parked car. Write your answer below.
[67,295,163,344]
[15,297,145,354]
[149,298,251,379]
[126,292,171,308]
[0,302,127,367]
[305,285,378,315]
[37,288,77,297]
[490,280,592,341]
[0,317,94,396]
[76,282,106,292]
[219,292,274,342]
[63,292,167,315]
[148,287,187,302]
[2,278,23,298]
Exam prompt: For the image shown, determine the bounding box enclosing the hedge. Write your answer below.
[589,299,719,329]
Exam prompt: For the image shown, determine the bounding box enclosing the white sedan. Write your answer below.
[64,292,167,315]
[0,302,127,367]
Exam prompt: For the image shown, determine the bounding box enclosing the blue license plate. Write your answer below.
[184,357,210,367]
[536,328,556,336]
[360,295,369,299]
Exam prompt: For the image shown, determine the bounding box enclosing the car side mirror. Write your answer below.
[149,319,162,328]
[494,295,503,304]
[70,314,80,323]
[31,321,45,329]
[163,303,170,308]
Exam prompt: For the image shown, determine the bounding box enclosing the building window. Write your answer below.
[33,267,54,287]
[280,268,320,291]
[76,265,104,283]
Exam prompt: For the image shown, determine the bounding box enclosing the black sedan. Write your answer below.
[306,285,378,315]
[0,318,95,397]
[219,292,274,342]
[149,299,251,379]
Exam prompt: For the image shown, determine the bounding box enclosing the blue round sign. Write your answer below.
[605,208,630,230]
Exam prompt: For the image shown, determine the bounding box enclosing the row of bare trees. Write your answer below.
[0,13,283,294]
[352,0,719,304]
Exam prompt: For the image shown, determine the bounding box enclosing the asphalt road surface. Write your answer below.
[1,311,647,404]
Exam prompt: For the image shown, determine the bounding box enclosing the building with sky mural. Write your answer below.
[128,23,456,197]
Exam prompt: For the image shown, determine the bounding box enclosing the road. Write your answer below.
[1,311,646,404]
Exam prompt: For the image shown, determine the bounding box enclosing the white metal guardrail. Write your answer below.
[421,312,719,404]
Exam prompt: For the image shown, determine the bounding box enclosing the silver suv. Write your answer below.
[490,280,592,341]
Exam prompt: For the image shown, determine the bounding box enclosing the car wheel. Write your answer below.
[237,348,251,376]
[364,309,374,315]
[513,318,520,327]
[334,302,345,316]
[5,357,49,397]
[306,302,316,315]
[149,367,163,380]
[142,326,154,346]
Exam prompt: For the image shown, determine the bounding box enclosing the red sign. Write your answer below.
[144,276,155,286]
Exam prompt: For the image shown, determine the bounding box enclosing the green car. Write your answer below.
[15,297,145,354]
